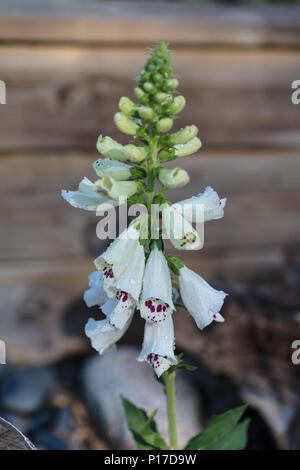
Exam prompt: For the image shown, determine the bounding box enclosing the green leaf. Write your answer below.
[121,396,169,450]
[166,255,184,275]
[185,405,250,451]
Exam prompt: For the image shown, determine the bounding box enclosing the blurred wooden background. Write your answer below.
[0,1,300,364]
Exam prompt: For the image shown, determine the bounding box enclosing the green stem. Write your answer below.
[146,136,159,246]
[165,370,178,450]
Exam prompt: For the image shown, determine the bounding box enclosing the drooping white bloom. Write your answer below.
[94,215,147,299]
[173,186,226,223]
[93,158,133,180]
[83,271,108,307]
[85,314,133,355]
[179,266,227,330]
[62,177,118,211]
[137,316,177,377]
[139,246,174,324]
[101,292,136,330]
[162,204,202,250]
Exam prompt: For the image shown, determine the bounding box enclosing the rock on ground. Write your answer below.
[0,367,56,414]
[81,346,202,449]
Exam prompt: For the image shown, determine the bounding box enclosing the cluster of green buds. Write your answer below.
[94,41,202,225]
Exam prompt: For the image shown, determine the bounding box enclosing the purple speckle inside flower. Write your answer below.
[141,298,169,324]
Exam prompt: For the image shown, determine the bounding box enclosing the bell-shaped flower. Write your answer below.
[114,112,139,135]
[101,290,136,330]
[162,204,202,250]
[85,314,133,355]
[95,176,144,200]
[96,135,127,161]
[94,215,147,299]
[169,95,186,114]
[178,265,227,330]
[93,158,133,180]
[137,316,177,377]
[158,167,189,189]
[62,177,118,211]
[83,271,108,307]
[93,158,147,181]
[174,137,202,157]
[123,144,147,163]
[119,96,136,116]
[139,246,175,324]
[173,186,226,223]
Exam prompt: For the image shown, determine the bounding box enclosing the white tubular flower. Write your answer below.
[96,135,127,161]
[116,242,145,303]
[173,186,227,223]
[62,177,118,211]
[123,144,147,163]
[137,316,177,377]
[139,246,174,324]
[83,271,108,308]
[174,137,202,157]
[94,215,147,298]
[179,266,227,330]
[114,112,139,135]
[85,315,133,355]
[101,292,136,330]
[162,204,202,250]
[93,158,133,180]
[95,176,142,200]
[158,167,190,189]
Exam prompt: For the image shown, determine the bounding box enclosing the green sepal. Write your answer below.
[185,405,250,450]
[150,237,164,253]
[159,149,176,162]
[153,194,170,206]
[166,255,184,275]
[121,396,169,450]
[127,194,145,205]
[129,167,147,179]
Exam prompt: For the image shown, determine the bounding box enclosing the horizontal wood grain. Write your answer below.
[0,46,299,151]
[0,2,299,47]
[0,151,299,263]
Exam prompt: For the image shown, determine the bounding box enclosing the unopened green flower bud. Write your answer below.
[154,92,169,103]
[129,166,147,179]
[158,167,190,188]
[93,158,133,180]
[170,95,186,114]
[114,112,139,136]
[123,144,147,163]
[157,118,173,134]
[119,97,135,115]
[135,87,146,101]
[138,106,154,120]
[160,125,198,146]
[143,82,155,93]
[95,176,140,200]
[146,63,155,72]
[174,137,202,157]
[166,78,179,90]
[96,135,126,161]
[153,73,163,83]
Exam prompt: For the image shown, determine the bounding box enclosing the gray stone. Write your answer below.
[81,346,201,449]
[0,367,56,414]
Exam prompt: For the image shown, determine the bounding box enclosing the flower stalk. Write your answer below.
[165,369,178,450]
[62,41,234,450]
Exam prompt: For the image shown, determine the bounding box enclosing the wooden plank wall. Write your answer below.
[1,1,300,299]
